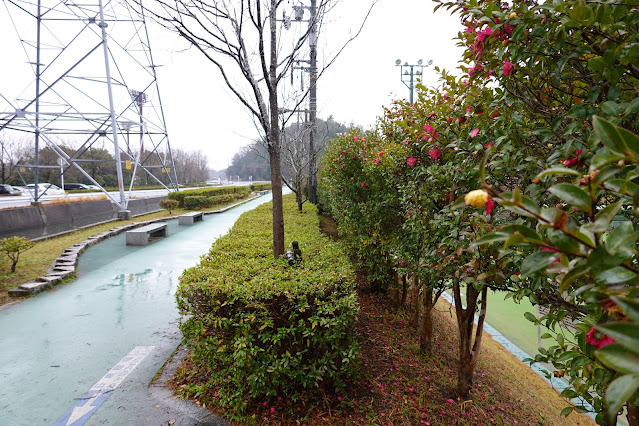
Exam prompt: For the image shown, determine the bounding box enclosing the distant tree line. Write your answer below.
[0,131,209,187]
[226,116,349,186]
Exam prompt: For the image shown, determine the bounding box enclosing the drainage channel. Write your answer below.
[0,194,272,425]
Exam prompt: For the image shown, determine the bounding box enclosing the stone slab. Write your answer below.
[126,223,168,246]
[179,212,204,226]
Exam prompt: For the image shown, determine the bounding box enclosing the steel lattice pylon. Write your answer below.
[0,0,177,210]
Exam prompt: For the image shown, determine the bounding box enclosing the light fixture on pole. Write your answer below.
[395,59,433,104]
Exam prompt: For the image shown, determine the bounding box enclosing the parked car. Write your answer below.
[12,186,24,193]
[25,183,66,196]
[84,184,100,190]
[63,183,90,190]
[0,184,20,196]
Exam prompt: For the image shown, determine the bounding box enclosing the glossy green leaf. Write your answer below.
[612,297,639,322]
[503,232,525,249]
[548,184,592,214]
[591,202,622,232]
[596,344,639,375]
[590,153,625,171]
[594,266,636,285]
[605,222,637,256]
[593,116,639,159]
[605,374,639,423]
[471,232,509,247]
[535,166,583,180]
[521,250,562,276]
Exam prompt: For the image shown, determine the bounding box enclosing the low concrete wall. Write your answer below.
[0,196,167,240]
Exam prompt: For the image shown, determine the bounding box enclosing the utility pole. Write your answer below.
[308,0,318,204]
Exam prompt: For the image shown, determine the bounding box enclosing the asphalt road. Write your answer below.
[0,182,257,209]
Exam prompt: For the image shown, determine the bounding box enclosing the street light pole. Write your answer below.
[396,59,433,104]
[308,0,318,205]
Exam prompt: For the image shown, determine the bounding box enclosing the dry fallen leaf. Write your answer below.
[168,419,176,425]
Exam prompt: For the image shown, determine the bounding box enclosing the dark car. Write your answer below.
[63,183,90,190]
[0,184,19,196]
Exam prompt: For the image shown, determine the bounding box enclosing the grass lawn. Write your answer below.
[0,195,257,306]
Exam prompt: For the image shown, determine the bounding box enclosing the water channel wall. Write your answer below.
[0,196,166,240]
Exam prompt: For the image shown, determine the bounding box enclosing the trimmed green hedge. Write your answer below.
[169,185,250,208]
[249,182,271,191]
[175,195,359,413]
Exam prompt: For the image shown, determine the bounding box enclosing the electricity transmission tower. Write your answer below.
[0,0,177,215]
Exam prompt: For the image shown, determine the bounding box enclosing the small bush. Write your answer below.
[159,199,179,214]
[175,195,359,413]
[0,236,34,273]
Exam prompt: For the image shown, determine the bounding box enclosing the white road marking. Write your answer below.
[53,346,155,426]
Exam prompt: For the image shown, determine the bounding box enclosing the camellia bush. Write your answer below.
[174,195,359,415]
[319,0,638,422]
[0,236,34,273]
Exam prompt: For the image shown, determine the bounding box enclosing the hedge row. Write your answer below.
[183,193,242,209]
[175,195,359,413]
[249,182,271,191]
[168,185,250,207]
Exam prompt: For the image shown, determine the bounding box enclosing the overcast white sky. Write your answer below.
[1,0,464,171]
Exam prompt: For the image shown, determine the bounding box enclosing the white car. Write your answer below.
[25,183,66,196]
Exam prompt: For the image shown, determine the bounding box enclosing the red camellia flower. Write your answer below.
[586,327,615,349]
[485,197,495,215]
[429,147,442,161]
[563,149,584,167]
[503,61,514,76]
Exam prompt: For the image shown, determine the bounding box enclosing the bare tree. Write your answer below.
[142,0,376,257]
[0,132,30,184]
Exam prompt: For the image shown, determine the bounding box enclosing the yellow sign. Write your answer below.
[126,160,131,170]
[20,167,26,172]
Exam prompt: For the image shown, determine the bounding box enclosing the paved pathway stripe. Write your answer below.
[53,346,155,426]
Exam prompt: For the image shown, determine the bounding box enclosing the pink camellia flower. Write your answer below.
[485,27,493,35]
[462,80,468,85]
[468,68,476,77]
[406,157,417,167]
[477,31,487,43]
[491,107,500,118]
[447,399,455,404]
[470,128,479,138]
[503,60,514,76]
[504,24,514,35]
[378,150,384,156]
[485,197,495,215]
[586,327,615,349]
[361,182,365,188]
[487,69,495,77]
[353,135,358,141]
[429,147,442,161]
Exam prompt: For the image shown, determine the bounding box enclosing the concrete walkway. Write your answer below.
[0,194,273,425]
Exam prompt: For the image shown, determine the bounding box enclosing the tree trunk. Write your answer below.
[401,274,408,308]
[268,0,284,258]
[627,402,639,426]
[411,276,421,328]
[420,287,435,354]
[295,177,303,212]
[453,278,488,399]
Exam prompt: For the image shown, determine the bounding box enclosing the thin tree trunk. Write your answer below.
[420,287,435,354]
[268,0,284,258]
[453,278,488,399]
[411,276,421,328]
[401,274,408,308]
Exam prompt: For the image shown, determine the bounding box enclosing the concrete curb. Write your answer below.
[7,193,267,298]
